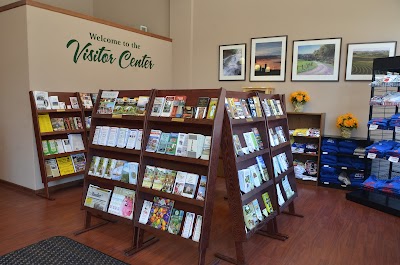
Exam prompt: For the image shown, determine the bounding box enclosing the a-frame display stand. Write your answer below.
[76,93,95,137]
[259,93,303,219]
[215,92,302,265]
[129,88,226,265]
[74,89,155,255]
[29,91,88,200]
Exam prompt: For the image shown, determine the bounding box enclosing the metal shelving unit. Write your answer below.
[346,56,400,216]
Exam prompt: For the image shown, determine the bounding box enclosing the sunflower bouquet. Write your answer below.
[290,91,310,112]
[336,113,358,129]
[336,113,358,138]
[290,91,311,104]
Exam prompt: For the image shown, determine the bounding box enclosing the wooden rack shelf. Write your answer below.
[143,152,209,167]
[76,89,154,256]
[235,148,270,163]
[77,93,95,142]
[139,187,205,207]
[245,211,278,240]
[275,166,295,183]
[259,94,300,216]
[230,117,266,125]
[37,109,83,113]
[30,91,89,200]
[89,144,141,156]
[75,88,225,263]
[83,206,133,225]
[148,116,214,126]
[135,223,199,247]
[46,171,85,182]
[91,113,145,121]
[44,150,86,159]
[241,179,275,205]
[41,129,85,136]
[270,141,291,154]
[86,175,137,190]
[266,114,288,121]
[133,88,226,265]
[279,194,298,212]
[216,91,300,264]
[287,112,325,186]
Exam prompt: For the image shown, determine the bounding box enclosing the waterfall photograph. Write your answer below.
[219,44,246,81]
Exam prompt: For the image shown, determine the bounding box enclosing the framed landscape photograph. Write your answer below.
[292,38,342,81]
[345,41,397,81]
[219,43,246,81]
[250,36,287,82]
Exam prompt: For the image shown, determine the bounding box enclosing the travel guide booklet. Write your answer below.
[151,97,166,117]
[148,197,175,231]
[107,187,135,220]
[33,91,51,110]
[161,170,177,193]
[181,173,199,199]
[196,175,207,201]
[167,209,184,235]
[97,98,117,114]
[124,98,139,115]
[84,184,112,212]
[71,153,86,172]
[142,165,156,188]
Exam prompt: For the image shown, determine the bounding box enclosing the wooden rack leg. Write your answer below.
[256,218,288,241]
[125,228,159,256]
[36,181,55,200]
[198,248,206,265]
[271,217,289,239]
[124,226,138,254]
[209,259,220,265]
[215,241,246,265]
[74,211,110,236]
[282,202,304,218]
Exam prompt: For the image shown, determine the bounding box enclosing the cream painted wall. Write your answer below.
[94,0,170,37]
[170,0,193,88]
[35,0,93,15]
[0,0,17,6]
[0,5,172,190]
[0,1,170,36]
[0,1,93,16]
[0,6,36,189]
[171,0,400,138]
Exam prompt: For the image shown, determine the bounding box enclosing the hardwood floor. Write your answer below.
[0,179,399,265]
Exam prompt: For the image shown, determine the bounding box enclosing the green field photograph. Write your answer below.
[346,42,396,81]
[297,44,335,75]
[292,38,341,81]
[351,49,389,75]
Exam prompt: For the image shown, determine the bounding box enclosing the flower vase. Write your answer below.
[293,102,304,112]
[340,127,352,138]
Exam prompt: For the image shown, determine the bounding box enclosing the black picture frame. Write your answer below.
[219,43,246,81]
[291,37,342,82]
[345,41,397,81]
[249,35,288,82]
